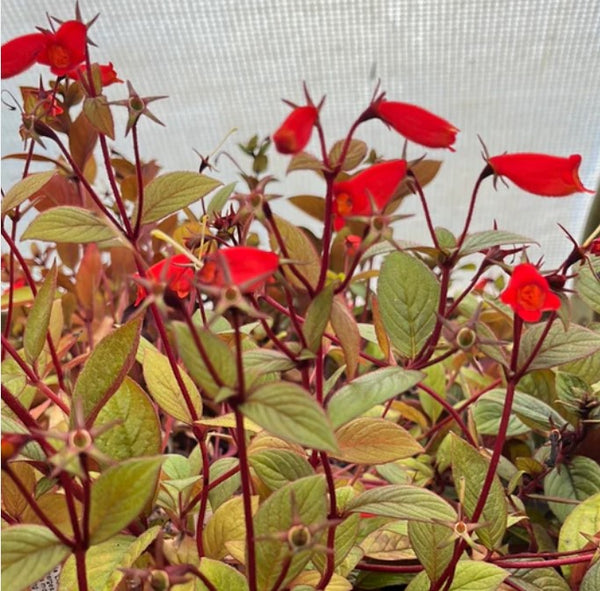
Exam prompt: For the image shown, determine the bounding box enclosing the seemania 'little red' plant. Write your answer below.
[2,6,599,591]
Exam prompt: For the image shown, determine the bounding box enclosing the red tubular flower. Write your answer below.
[197,246,279,293]
[36,21,87,76]
[1,33,46,79]
[67,62,123,87]
[487,153,593,197]
[500,263,561,322]
[135,254,195,306]
[332,160,407,230]
[2,20,87,79]
[373,100,459,151]
[272,105,318,155]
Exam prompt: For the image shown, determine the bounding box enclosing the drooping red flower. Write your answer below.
[2,20,87,79]
[272,105,319,155]
[372,100,459,151]
[197,246,279,293]
[500,263,561,322]
[487,153,593,197]
[67,62,122,87]
[135,254,195,306]
[332,160,407,230]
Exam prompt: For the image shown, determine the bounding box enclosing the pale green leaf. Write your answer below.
[377,251,440,359]
[346,484,457,522]
[197,557,249,591]
[408,521,454,583]
[328,367,423,429]
[580,559,600,591]
[1,525,70,591]
[140,171,221,224]
[1,171,55,215]
[240,381,338,452]
[254,476,327,591]
[328,139,367,171]
[249,449,314,491]
[575,257,600,315]
[303,284,334,353]
[83,96,115,139]
[88,457,163,544]
[406,560,508,591]
[22,206,120,244]
[544,456,600,522]
[73,318,142,426]
[507,565,571,591]
[94,377,162,460]
[207,182,236,215]
[332,417,423,464]
[451,434,507,549]
[460,230,536,256]
[518,322,600,372]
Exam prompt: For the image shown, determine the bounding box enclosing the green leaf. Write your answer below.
[1,171,55,215]
[451,434,507,549]
[435,226,457,250]
[83,96,115,139]
[575,257,600,314]
[544,456,600,522]
[459,230,536,256]
[269,214,321,290]
[94,377,162,460]
[203,496,258,560]
[418,362,446,423]
[332,417,423,464]
[140,171,221,224]
[508,565,571,591]
[142,347,202,424]
[1,524,70,591]
[558,492,600,579]
[242,348,296,375]
[289,194,325,222]
[518,322,600,372]
[172,321,237,399]
[254,476,327,591]
[21,206,120,244]
[286,151,323,174]
[23,264,57,364]
[472,398,530,436]
[303,284,334,352]
[346,484,457,522]
[580,559,600,591]
[197,557,249,591]
[328,367,423,429]
[73,317,142,426]
[477,389,567,433]
[208,457,240,510]
[59,527,160,591]
[329,139,367,171]
[250,449,314,491]
[240,382,338,452]
[207,181,236,215]
[312,513,360,573]
[406,560,508,591]
[330,295,361,379]
[377,251,440,359]
[408,521,454,583]
[88,457,163,544]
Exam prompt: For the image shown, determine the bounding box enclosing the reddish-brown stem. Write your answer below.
[194,434,211,558]
[132,124,146,240]
[1,335,70,415]
[316,451,338,590]
[268,554,292,591]
[98,133,133,236]
[3,463,74,546]
[417,382,476,447]
[183,464,241,515]
[410,173,441,251]
[355,562,423,573]
[75,548,89,591]
[81,456,92,547]
[1,226,67,392]
[492,553,595,569]
[455,171,487,252]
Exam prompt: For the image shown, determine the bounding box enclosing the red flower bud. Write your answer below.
[135,254,194,306]
[487,153,593,197]
[198,246,279,293]
[373,100,458,151]
[333,160,407,230]
[500,263,561,322]
[272,106,318,155]
[68,62,123,87]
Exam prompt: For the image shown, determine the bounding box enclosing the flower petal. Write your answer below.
[1,33,46,79]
